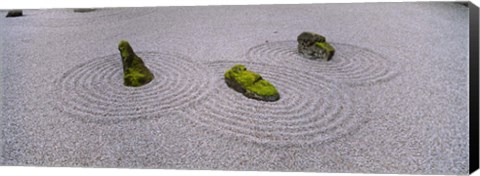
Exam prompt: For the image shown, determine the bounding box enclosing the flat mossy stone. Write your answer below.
[224,64,280,102]
[6,10,22,17]
[118,40,154,87]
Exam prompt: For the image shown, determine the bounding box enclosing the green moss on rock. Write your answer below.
[315,42,335,60]
[297,32,326,45]
[118,40,154,87]
[225,64,280,102]
[297,31,335,61]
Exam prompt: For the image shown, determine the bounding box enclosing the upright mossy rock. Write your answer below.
[118,40,154,87]
[224,64,280,102]
[297,32,335,61]
[6,10,22,17]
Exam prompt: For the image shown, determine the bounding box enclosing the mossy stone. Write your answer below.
[73,8,96,13]
[6,10,22,17]
[297,31,335,61]
[314,42,335,61]
[297,32,326,46]
[224,64,280,102]
[118,40,154,87]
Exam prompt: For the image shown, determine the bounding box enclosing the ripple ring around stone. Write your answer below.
[246,40,400,86]
[54,52,211,123]
[180,61,368,146]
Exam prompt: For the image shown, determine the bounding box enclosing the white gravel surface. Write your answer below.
[0,2,469,174]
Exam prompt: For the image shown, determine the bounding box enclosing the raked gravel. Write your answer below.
[0,2,469,174]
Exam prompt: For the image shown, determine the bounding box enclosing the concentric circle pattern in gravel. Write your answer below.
[182,61,367,146]
[54,52,211,123]
[246,40,399,86]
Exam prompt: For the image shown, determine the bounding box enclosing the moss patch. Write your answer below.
[297,32,326,45]
[225,64,280,101]
[118,40,154,87]
[124,68,147,87]
[314,41,335,60]
[246,79,278,97]
[315,42,335,53]
[297,32,336,61]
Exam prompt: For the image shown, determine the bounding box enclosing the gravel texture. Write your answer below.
[0,2,469,174]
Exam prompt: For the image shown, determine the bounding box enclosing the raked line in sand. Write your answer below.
[54,52,211,123]
[246,40,401,86]
[52,42,400,145]
[180,61,369,146]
